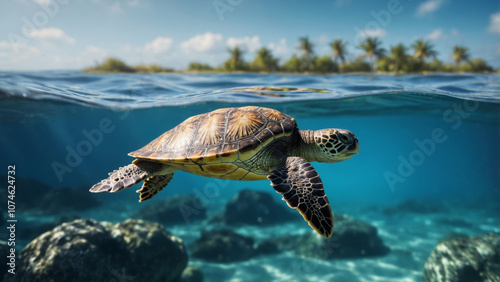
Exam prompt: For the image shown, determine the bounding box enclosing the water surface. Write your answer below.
[0,72,499,281]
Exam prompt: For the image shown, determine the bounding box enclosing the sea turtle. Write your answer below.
[90,106,359,238]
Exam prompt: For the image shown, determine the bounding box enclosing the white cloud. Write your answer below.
[0,41,111,70]
[180,32,224,53]
[358,28,387,38]
[0,41,42,63]
[415,0,444,17]
[121,45,134,53]
[109,2,123,13]
[0,41,11,50]
[91,0,141,12]
[427,29,446,40]
[317,34,329,44]
[488,12,500,34]
[28,28,76,44]
[334,0,351,7]
[33,0,53,5]
[56,45,110,70]
[67,45,110,69]
[128,0,140,6]
[267,38,291,58]
[16,44,42,57]
[81,45,108,58]
[143,37,173,54]
[227,36,261,53]
[451,28,460,37]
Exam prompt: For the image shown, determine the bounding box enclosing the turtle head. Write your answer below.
[312,129,359,163]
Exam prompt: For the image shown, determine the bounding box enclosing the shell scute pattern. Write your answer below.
[237,137,262,154]
[255,128,275,147]
[282,118,297,134]
[196,112,226,146]
[129,107,296,167]
[225,110,266,142]
[268,122,283,135]
[259,107,286,121]
[162,115,201,153]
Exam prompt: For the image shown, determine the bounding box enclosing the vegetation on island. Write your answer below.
[83,57,173,73]
[83,37,495,74]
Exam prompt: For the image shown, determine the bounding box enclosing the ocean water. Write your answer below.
[0,71,499,281]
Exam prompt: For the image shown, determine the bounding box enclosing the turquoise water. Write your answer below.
[1,72,499,281]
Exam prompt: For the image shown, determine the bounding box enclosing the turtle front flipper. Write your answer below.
[136,173,174,202]
[268,157,334,238]
[90,161,163,194]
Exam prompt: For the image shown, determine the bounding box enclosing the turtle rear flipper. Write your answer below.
[90,161,163,194]
[268,157,334,238]
[136,173,174,202]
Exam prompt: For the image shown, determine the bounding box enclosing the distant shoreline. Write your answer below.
[82,53,497,75]
[82,69,499,75]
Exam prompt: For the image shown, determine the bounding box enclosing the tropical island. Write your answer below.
[83,37,495,74]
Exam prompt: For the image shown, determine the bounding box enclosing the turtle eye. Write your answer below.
[338,133,350,143]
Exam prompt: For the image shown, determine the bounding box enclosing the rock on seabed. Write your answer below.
[424,233,500,282]
[133,194,206,226]
[209,189,298,226]
[5,219,188,282]
[262,214,390,259]
[191,229,256,263]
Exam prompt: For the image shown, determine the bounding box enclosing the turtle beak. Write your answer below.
[348,138,359,154]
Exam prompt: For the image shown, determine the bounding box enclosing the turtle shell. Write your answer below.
[129,106,297,165]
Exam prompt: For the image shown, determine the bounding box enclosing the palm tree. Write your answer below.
[411,39,437,62]
[330,39,348,64]
[229,46,244,65]
[251,47,279,72]
[297,37,314,71]
[358,37,385,72]
[224,45,247,71]
[451,45,470,69]
[390,44,408,73]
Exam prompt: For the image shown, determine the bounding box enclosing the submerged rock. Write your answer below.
[8,219,188,282]
[114,219,188,281]
[191,229,256,262]
[179,266,204,282]
[264,214,390,259]
[133,194,206,225]
[424,233,500,282]
[209,189,298,226]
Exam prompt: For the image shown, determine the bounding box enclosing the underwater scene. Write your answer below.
[0,72,499,282]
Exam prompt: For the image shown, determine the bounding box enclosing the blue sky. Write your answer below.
[0,0,499,70]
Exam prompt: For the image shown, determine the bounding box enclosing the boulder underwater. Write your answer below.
[132,194,207,226]
[6,219,189,282]
[208,189,298,226]
[191,229,257,263]
[424,233,500,282]
[262,214,390,259]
